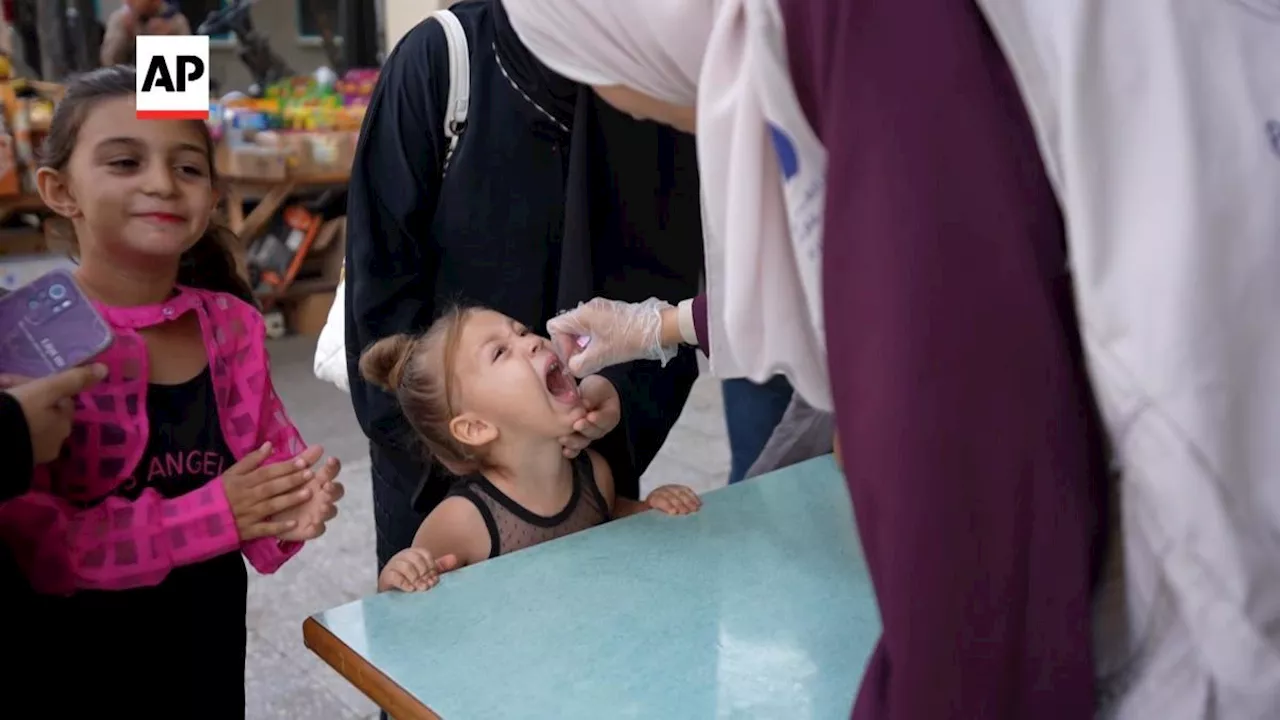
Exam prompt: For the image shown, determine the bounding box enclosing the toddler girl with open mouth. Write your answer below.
[361,306,700,592]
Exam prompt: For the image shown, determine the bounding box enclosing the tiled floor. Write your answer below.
[249,338,730,718]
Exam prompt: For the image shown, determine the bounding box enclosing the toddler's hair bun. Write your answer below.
[360,334,416,392]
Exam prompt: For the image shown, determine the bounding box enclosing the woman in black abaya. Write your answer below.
[344,0,705,572]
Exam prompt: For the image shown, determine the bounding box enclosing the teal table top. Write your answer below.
[311,455,881,719]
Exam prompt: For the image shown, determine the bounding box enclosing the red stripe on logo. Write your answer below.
[135,110,209,120]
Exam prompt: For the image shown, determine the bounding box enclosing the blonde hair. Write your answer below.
[359,306,483,475]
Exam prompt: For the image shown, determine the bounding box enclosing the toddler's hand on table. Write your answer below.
[645,484,701,515]
[558,375,621,458]
[378,548,460,593]
[273,451,345,542]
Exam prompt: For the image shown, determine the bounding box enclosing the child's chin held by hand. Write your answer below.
[644,484,701,515]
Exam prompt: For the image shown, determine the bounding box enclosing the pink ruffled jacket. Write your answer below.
[0,286,307,595]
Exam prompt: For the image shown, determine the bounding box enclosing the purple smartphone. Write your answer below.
[0,269,113,378]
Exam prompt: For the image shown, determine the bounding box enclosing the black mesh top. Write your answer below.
[446,452,612,559]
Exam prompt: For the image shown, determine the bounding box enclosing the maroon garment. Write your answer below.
[675,1,1104,717]
[683,6,1105,712]
[691,294,710,354]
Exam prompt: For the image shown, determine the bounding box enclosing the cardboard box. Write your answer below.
[222,146,289,181]
[279,133,313,172]
[289,131,357,177]
[334,131,357,172]
[0,229,46,257]
[287,291,336,337]
[311,218,346,288]
[0,134,20,196]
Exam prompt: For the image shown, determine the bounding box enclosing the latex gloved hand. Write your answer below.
[547,297,677,377]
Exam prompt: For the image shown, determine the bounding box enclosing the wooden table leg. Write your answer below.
[302,617,441,720]
[225,184,246,234]
[233,181,296,246]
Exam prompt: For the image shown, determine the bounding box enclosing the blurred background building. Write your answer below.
[4,0,449,89]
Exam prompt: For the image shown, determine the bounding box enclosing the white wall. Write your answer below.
[382,0,447,54]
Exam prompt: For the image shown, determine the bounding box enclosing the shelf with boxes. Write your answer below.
[208,68,375,338]
[0,79,74,292]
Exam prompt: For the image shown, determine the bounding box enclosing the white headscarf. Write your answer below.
[503,0,833,410]
[500,0,709,105]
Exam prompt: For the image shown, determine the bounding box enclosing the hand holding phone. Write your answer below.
[4,364,108,464]
[0,270,114,379]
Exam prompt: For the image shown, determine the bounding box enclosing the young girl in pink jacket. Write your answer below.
[0,66,344,716]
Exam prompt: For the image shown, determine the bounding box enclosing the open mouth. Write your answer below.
[544,359,581,405]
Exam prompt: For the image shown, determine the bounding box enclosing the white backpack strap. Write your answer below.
[313,12,471,394]
[432,9,470,169]
[385,9,470,167]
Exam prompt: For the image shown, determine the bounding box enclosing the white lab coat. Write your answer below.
[973,1,1280,717]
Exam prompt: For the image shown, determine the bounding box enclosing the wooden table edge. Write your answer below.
[302,616,443,720]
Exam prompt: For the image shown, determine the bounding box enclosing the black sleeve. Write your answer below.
[592,348,701,500]
[345,19,450,448]
[0,393,34,502]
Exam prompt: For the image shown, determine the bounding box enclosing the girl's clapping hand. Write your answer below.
[223,442,323,541]
[274,452,346,542]
[645,484,702,515]
[378,547,461,593]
